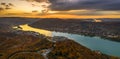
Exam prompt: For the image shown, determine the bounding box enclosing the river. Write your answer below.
[13,24,120,57]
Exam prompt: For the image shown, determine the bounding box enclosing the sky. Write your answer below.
[0,0,120,18]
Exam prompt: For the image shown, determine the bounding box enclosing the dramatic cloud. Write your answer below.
[23,0,51,14]
[0,2,14,11]
[24,0,49,2]
[0,7,4,11]
[49,0,120,11]
[1,0,120,17]
[1,3,6,5]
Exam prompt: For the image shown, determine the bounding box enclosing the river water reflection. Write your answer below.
[13,24,120,57]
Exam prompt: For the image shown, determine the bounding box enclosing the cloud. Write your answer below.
[41,9,49,14]
[0,2,14,11]
[0,7,4,11]
[1,3,6,5]
[23,0,49,2]
[8,3,14,6]
[49,0,120,11]
[23,0,50,14]
[32,10,38,12]
[22,0,120,11]
[50,10,120,16]
[34,0,49,2]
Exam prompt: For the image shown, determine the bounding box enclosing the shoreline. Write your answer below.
[29,18,120,42]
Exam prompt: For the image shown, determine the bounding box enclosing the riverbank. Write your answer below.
[48,40,119,59]
[0,31,53,59]
[0,30,119,59]
[29,18,120,42]
[16,24,120,57]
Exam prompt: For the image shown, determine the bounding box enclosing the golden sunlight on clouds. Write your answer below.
[0,0,51,13]
[16,14,120,19]
[48,10,120,15]
[0,0,120,18]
